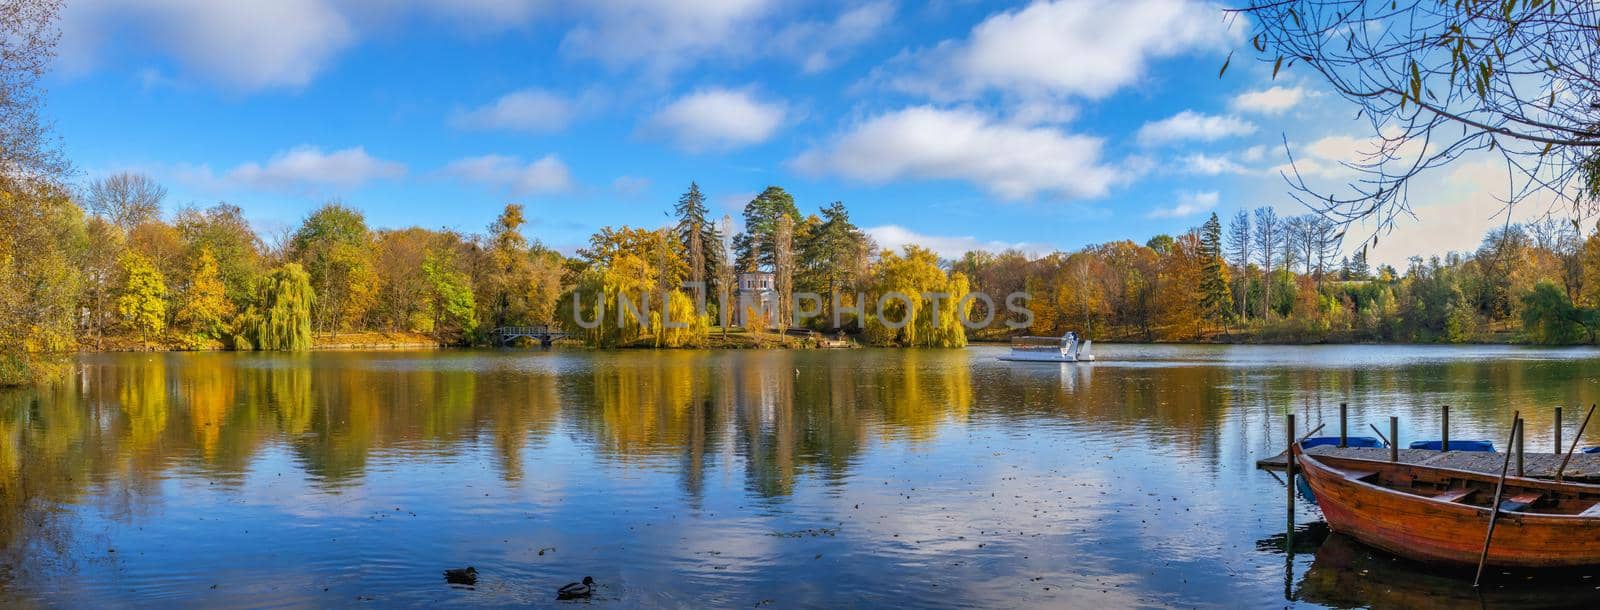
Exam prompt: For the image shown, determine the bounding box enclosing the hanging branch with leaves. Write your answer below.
[1226,0,1600,250]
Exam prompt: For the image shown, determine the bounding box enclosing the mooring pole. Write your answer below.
[1339,402,1348,448]
[1442,405,1451,452]
[1557,404,1597,483]
[1516,417,1525,477]
[1555,406,1563,454]
[1286,413,1296,548]
[1390,416,1399,462]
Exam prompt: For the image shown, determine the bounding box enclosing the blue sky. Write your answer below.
[46,0,1521,264]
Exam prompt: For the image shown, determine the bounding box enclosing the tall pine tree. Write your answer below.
[1198,212,1233,330]
[733,186,800,272]
[673,182,722,298]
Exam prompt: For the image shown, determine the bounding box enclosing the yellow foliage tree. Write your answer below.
[864,246,970,347]
[116,251,167,345]
[176,247,230,346]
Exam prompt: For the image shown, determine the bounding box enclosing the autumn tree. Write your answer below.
[774,215,794,332]
[1153,233,1206,340]
[0,181,83,383]
[864,246,970,347]
[116,251,167,345]
[478,204,562,330]
[175,247,229,346]
[175,203,262,306]
[713,215,735,335]
[290,203,376,335]
[77,215,124,349]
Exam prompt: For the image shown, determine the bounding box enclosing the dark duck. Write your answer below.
[557,576,594,600]
[443,566,478,586]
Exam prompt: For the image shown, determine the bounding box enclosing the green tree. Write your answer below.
[1198,212,1233,330]
[674,182,722,295]
[733,186,801,272]
[116,251,167,345]
[290,203,376,335]
[239,263,314,351]
[1521,281,1591,345]
[175,203,262,306]
[422,250,476,341]
[800,201,869,326]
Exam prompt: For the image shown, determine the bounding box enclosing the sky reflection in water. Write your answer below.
[5,345,1600,608]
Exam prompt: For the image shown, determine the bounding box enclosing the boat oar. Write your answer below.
[1369,423,1390,447]
[1556,404,1597,483]
[1473,412,1521,588]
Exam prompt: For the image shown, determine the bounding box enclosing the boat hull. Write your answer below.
[996,353,1092,362]
[1298,449,1600,567]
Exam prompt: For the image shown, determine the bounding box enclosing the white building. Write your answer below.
[732,271,777,328]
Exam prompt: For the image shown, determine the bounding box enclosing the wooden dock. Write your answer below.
[1257,445,1600,484]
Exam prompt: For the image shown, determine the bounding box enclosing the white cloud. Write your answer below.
[444,154,574,195]
[865,225,1051,259]
[1136,110,1256,145]
[1146,190,1219,218]
[60,0,554,91]
[1230,86,1305,114]
[793,106,1118,200]
[1178,153,1248,175]
[1006,100,1079,126]
[891,0,1236,100]
[646,88,786,152]
[183,146,405,193]
[1361,156,1550,267]
[450,89,575,133]
[62,0,354,90]
[560,0,773,73]
[1279,130,1420,178]
[772,1,895,73]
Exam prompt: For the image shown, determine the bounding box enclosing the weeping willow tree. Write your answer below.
[236,263,314,351]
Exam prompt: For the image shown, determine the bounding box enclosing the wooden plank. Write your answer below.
[1255,445,1600,483]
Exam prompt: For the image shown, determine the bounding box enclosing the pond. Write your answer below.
[5,345,1600,608]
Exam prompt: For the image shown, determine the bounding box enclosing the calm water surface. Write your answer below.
[6,345,1600,608]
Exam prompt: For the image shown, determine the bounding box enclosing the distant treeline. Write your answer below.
[957,209,1594,345]
[4,169,1597,384]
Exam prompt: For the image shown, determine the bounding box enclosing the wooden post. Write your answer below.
[1555,406,1563,454]
[1286,413,1296,543]
[1442,405,1450,452]
[1390,416,1399,462]
[1339,402,1348,448]
[1558,404,1597,483]
[1516,417,1525,477]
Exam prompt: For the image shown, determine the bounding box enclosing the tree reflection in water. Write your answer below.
[4,346,1600,606]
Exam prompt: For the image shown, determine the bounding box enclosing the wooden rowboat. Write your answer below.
[1295,443,1600,567]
